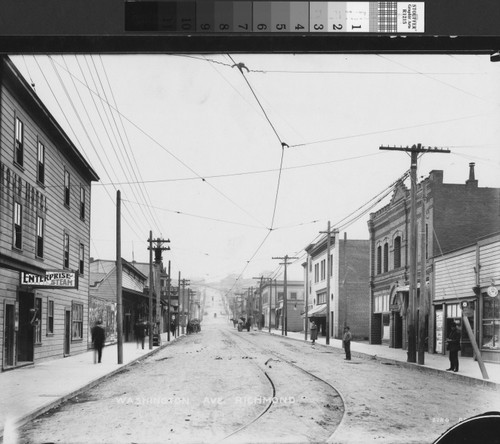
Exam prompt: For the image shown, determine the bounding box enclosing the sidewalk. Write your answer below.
[0,336,181,441]
[267,328,500,387]
[2,328,498,442]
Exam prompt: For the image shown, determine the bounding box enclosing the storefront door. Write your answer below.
[4,303,16,367]
[64,309,71,356]
[17,291,34,363]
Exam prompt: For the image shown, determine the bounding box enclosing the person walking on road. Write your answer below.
[91,320,105,364]
[343,326,352,360]
[310,321,318,345]
[446,322,461,372]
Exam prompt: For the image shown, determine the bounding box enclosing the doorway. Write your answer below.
[4,303,16,367]
[17,291,34,363]
[64,309,71,356]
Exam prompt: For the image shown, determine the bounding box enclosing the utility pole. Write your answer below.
[320,222,336,345]
[418,182,427,365]
[116,191,123,364]
[268,279,273,333]
[181,278,190,332]
[178,271,182,335]
[252,276,265,330]
[167,260,171,342]
[273,255,299,336]
[304,255,309,342]
[380,144,450,363]
[148,237,170,340]
[148,231,153,350]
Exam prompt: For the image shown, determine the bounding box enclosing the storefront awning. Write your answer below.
[303,304,327,318]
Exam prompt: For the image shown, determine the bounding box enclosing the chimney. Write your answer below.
[466,162,478,187]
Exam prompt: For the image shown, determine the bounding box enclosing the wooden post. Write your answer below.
[116,190,123,364]
[462,314,489,379]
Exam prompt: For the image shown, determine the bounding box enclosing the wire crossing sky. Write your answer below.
[12,53,500,288]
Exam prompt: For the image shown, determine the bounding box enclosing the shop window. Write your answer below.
[34,298,42,344]
[72,302,83,340]
[482,295,500,350]
[47,299,54,335]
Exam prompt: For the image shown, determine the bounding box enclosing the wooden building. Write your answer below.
[433,232,500,363]
[0,56,99,369]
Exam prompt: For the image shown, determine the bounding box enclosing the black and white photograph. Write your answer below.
[1,1,500,443]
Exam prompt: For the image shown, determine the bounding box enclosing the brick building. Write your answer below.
[368,163,500,354]
[0,56,99,369]
[304,232,370,340]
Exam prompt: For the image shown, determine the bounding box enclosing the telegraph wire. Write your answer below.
[122,199,265,230]
[95,55,163,234]
[82,55,154,230]
[288,114,490,149]
[378,54,500,108]
[228,54,285,146]
[33,56,144,242]
[43,55,269,229]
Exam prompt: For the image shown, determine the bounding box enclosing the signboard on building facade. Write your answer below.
[435,309,443,354]
[20,271,79,289]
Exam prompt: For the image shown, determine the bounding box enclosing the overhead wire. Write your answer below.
[40,56,144,242]
[92,55,163,235]
[44,55,269,230]
[80,55,156,233]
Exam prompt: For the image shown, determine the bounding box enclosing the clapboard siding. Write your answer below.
[1,56,98,367]
[434,247,476,300]
[479,240,500,285]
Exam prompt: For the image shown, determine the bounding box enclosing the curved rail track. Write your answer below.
[218,327,345,443]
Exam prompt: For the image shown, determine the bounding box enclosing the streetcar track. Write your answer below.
[217,329,277,442]
[221,327,345,442]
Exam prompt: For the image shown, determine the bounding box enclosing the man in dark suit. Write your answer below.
[446,323,461,372]
[91,320,106,364]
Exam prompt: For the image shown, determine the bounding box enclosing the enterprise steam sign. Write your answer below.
[21,271,79,289]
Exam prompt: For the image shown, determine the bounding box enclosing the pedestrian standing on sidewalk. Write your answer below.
[343,326,352,360]
[310,320,318,345]
[91,320,105,364]
[446,322,461,372]
[135,320,146,349]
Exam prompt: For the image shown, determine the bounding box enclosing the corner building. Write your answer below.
[368,163,500,354]
[0,56,99,369]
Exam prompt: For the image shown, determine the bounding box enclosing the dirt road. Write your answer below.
[18,315,500,444]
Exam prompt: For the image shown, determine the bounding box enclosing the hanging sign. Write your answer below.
[20,270,79,289]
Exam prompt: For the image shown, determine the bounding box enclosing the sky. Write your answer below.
[11,53,500,292]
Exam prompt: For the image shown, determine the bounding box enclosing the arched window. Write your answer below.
[383,243,389,272]
[394,236,401,268]
[377,246,382,274]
